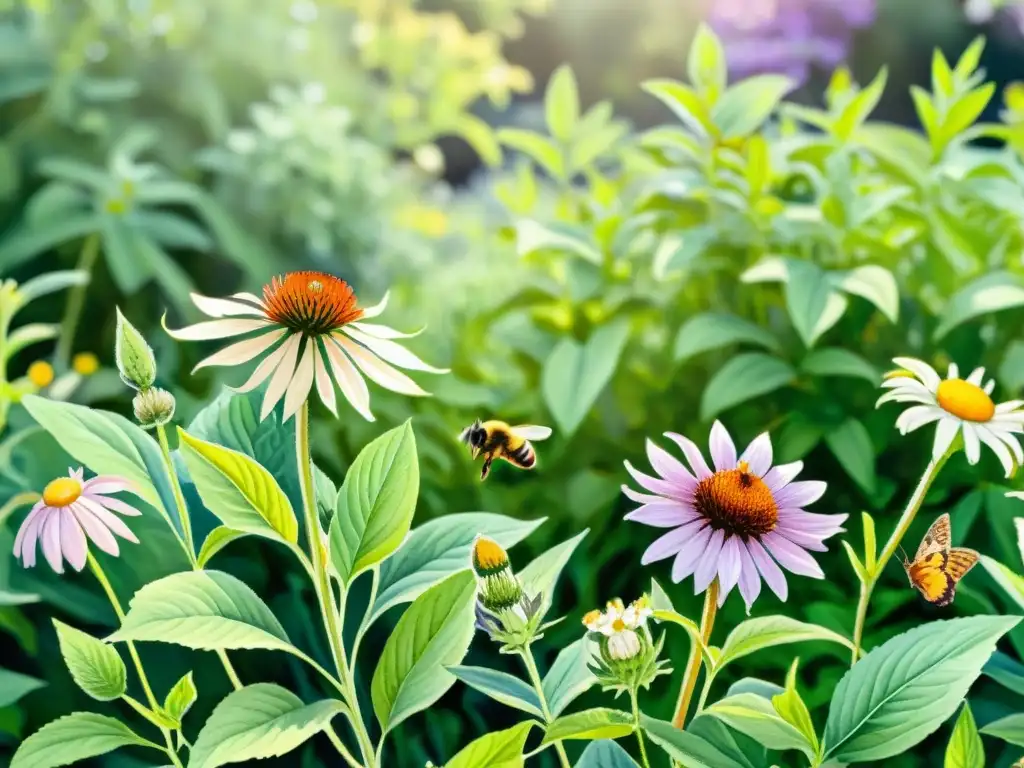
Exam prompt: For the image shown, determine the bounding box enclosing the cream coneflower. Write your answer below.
[164,272,447,422]
[623,422,846,611]
[878,357,1024,477]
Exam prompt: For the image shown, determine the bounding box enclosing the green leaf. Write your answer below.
[674,313,780,363]
[53,620,126,701]
[785,260,848,347]
[699,354,796,421]
[371,570,477,733]
[519,529,589,622]
[498,129,565,179]
[712,75,795,139]
[196,526,248,568]
[16,270,90,304]
[824,418,877,495]
[329,421,419,586]
[543,637,598,717]
[911,86,939,138]
[945,703,984,768]
[542,320,630,436]
[772,663,819,756]
[641,80,713,137]
[998,341,1024,395]
[980,712,1024,747]
[163,671,197,725]
[546,65,579,143]
[515,219,602,264]
[11,713,160,768]
[933,271,1024,340]
[0,214,101,272]
[984,650,1024,696]
[577,740,640,767]
[687,24,726,100]
[705,693,815,759]
[834,67,888,141]
[640,716,749,768]
[447,665,543,718]
[371,513,543,627]
[4,323,58,360]
[830,265,900,323]
[0,668,45,707]
[188,683,345,768]
[939,84,996,148]
[822,616,1020,762]
[457,114,503,167]
[801,348,879,384]
[178,428,297,546]
[543,708,634,744]
[447,721,536,768]
[716,616,854,673]
[108,570,292,653]
[980,555,1024,611]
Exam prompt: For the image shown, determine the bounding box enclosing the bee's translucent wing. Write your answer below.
[512,425,553,441]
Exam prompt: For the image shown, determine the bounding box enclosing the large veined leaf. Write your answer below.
[541,320,630,436]
[945,703,984,768]
[448,665,544,718]
[543,637,598,717]
[700,354,796,421]
[933,271,1024,340]
[178,428,298,545]
[188,684,346,768]
[704,694,814,759]
[542,708,634,744]
[822,616,1020,762]
[980,713,1024,747]
[107,570,293,653]
[371,570,476,733]
[715,617,854,675]
[370,512,544,627]
[640,716,749,768]
[53,620,126,701]
[519,529,589,622]
[576,740,640,767]
[823,418,877,496]
[673,313,780,363]
[446,721,536,768]
[11,713,160,768]
[711,75,795,138]
[830,264,899,323]
[330,421,419,586]
[196,526,248,568]
[784,260,849,347]
[0,668,45,707]
[984,650,1024,696]
[163,671,198,725]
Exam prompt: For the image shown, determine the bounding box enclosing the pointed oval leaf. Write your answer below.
[107,570,292,652]
[542,708,634,744]
[980,712,1024,747]
[448,665,544,718]
[178,429,297,545]
[330,421,419,586]
[699,354,796,421]
[824,418,877,495]
[640,716,749,768]
[53,619,126,701]
[577,739,640,767]
[674,313,780,363]
[687,24,726,99]
[800,348,879,385]
[164,671,198,724]
[371,570,476,733]
[543,637,598,717]
[519,529,589,622]
[189,683,346,768]
[0,668,46,708]
[196,526,249,568]
[11,713,160,768]
[711,75,795,139]
[823,616,1020,762]
[831,265,899,323]
[705,694,814,758]
[447,721,536,768]
[546,65,579,143]
[984,650,1024,697]
[717,616,854,672]
[934,271,1024,340]
[785,260,848,347]
[945,702,984,768]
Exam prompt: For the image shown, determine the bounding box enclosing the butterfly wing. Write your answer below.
[512,425,553,441]
[906,552,950,604]
[913,512,952,561]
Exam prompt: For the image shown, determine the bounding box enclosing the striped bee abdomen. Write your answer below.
[505,441,536,469]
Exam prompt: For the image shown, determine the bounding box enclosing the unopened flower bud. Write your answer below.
[479,569,524,614]
[471,535,510,577]
[115,308,156,390]
[133,387,175,429]
[606,629,642,661]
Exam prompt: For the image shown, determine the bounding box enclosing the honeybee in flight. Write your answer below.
[458,420,553,480]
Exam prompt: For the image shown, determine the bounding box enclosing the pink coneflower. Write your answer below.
[623,421,847,611]
[13,468,142,573]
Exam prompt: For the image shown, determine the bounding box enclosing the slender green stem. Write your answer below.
[672,579,718,728]
[520,647,570,768]
[216,649,243,690]
[849,456,945,665]
[349,568,378,675]
[156,424,195,563]
[631,688,651,768]
[326,725,363,768]
[296,402,376,767]
[54,233,100,369]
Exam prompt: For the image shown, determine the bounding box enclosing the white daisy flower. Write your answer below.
[164,271,447,422]
[582,597,650,661]
[877,357,1024,477]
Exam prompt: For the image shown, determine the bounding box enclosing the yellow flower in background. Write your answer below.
[27,361,54,388]
[72,352,100,376]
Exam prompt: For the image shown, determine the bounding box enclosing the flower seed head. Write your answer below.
[133,387,175,430]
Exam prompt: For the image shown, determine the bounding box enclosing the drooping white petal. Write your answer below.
[962,422,981,465]
[977,426,1015,477]
[313,343,337,416]
[190,293,267,319]
[892,357,941,391]
[333,335,429,397]
[192,329,286,372]
[932,416,960,459]
[349,321,424,340]
[164,316,271,341]
[359,291,389,320]
[259,334,301,421]
[282,341,317,422]
[322,336,374,422]
[895,405,944,435]
[233,332,298,393]
[342,327,448,373]
[231,291,266,307]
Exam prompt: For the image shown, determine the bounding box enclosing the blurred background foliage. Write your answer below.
[3,0,1024,766]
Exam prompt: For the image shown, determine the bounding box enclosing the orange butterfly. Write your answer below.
[902,513,979,607]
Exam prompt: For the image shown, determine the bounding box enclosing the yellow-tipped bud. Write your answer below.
[471,535,509,577]
[27,360,54,388]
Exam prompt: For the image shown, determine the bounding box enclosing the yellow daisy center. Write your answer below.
[936,378,995,422]
[471,536,509,575]
[27,361,54,387]
[72,352,100,376]
[694,459,778,538]
[612,618,626,632]
[43,477,82,507]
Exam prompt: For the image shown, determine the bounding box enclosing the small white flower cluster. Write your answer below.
[583,597,652,661]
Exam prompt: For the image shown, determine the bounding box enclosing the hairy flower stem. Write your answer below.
[849,456,946,665]
[672,579,719,729]
[54,233,99,369]
[520,648,570,768]
[296,402,375,767]
[88,552,181,767]
[631,687,651,768]
[155,423,242,689]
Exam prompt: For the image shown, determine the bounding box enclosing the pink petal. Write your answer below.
[774,480,827,508]
[41,509,64,573]
[82,476,133,495]
[670,524,713,583]
[645,440,697,492]
[17,505,48,567]
[739,433,773,477]
[774,525,830,552]
[333,335,427,397]
[624,502,698,528]
[71,504,120,556]
[85,494,143,517]
[14,501,45,555]
[164,317,271,341]
[664,432,713,479]
[709,421,737,471]
[692,528,725,593]
[736,544,762,612]
[762,533,825,579]
[71,468,84,481]
[621,485,671,505]
[763,460,803,492]
[716,536,742,605]
[624,461,689,501]
[746,538,788,601]
[776,509,847,533]
[76,498,139,543]
[342,327,448,373]
[192,329,286,372]
[60,513,88,571]
[282,340,317,422]
[260,333,301,421]
[641,521,701,564]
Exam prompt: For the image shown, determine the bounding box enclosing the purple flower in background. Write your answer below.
[622,421,847,612]
[705,0,877,83]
